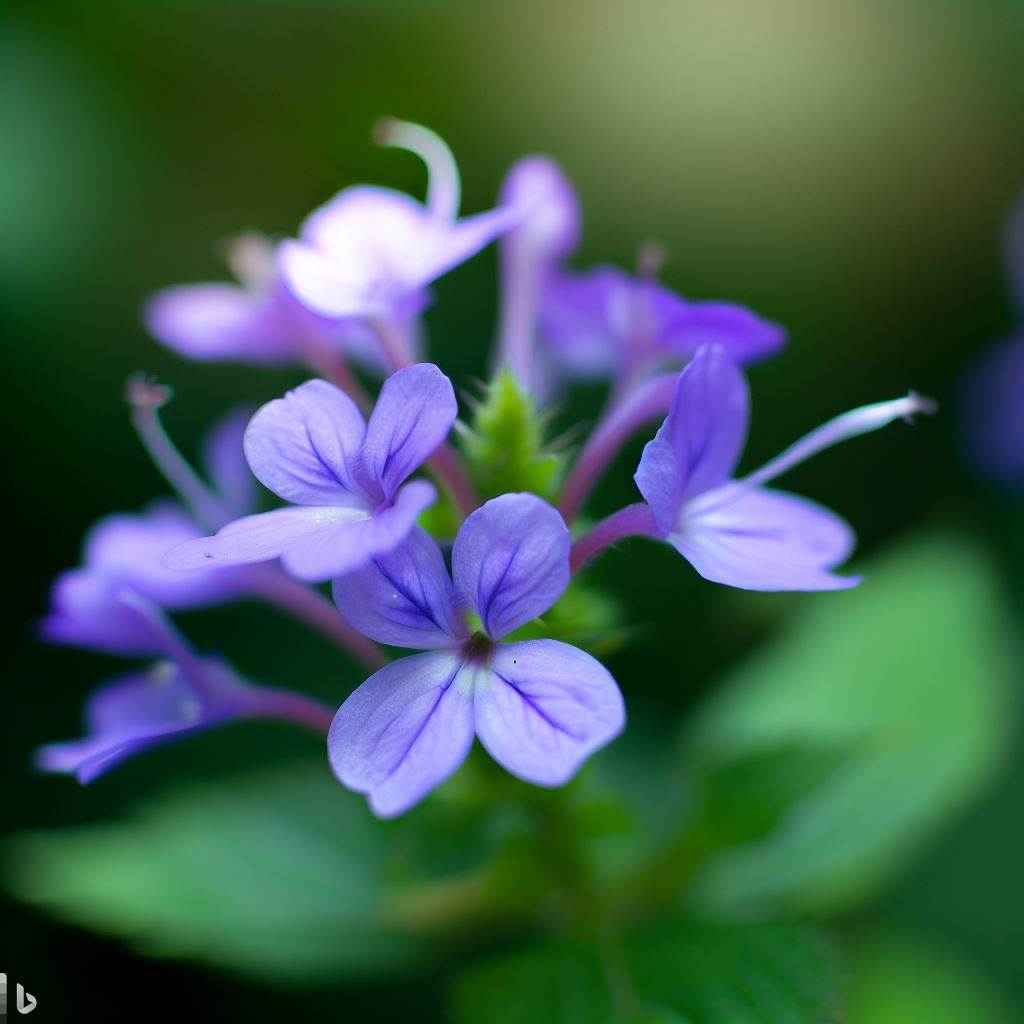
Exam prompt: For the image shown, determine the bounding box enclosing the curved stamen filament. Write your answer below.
[742,392,938,491]
[375,118,461,221]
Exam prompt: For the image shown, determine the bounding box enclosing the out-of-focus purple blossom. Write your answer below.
[962,335,1024,488]
[961,193,1024,488]
[279,121,516,325]
[165,364,457,583]
[329,493,624,818]
[144,232,399,375]
[539,265,786,387]
[36,658,250,783]
[496,156,582,388]
[37,587,332,784]
[45,408,262,628]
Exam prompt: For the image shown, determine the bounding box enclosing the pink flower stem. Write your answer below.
[558,373,677,524]
[570,503,661,575]
[248,686,335,735]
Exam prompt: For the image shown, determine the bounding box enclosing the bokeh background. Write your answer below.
[3,0,1024,1020]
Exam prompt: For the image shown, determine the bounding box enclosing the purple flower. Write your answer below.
[165,364,457,583]
[539,265,786,383]
[145,233,396,373]
[39,573,182,658]
[280,121,516,322]
[329,493,625,818]
[36,657,252,783]
[625,345,934,591]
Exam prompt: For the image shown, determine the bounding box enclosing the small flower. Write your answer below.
[539,264,786,383]
[36,657,251,784]
[37,585,332,782]
[630,344,935,591]
[164,364,458,582]
[280,121,517,322]
[329,493,625,818]
[145,232,398,373]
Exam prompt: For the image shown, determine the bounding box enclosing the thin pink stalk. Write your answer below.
[570,503,661,575]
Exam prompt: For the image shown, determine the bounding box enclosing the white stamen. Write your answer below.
[742,392,938,490]
[375,118,461,221]
[223,231,277,293]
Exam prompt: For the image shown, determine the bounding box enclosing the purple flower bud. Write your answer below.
[329,494,625,818]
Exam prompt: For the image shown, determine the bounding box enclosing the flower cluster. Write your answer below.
[38,121,934,816]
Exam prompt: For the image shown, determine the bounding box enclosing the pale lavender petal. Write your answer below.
[538,267,628,378]
[84,502,255,610]
[39,572,172,657]
[361,364,457,498]
[299,185,427,253]
[500,155,581,264]
[475,640,625,786]
[36,661,244,783]
[409,206,519,288]
[332,527,462,650]
[674,483,859,591]
[451,494,570,640]
[634,345,749,532]
[244,379,368,504]
[201,406,259,520]
[163,505,371,581]
[278,240,392,319]
[279,479,437,582]
[143,282,297,365]
[660,301,786,365]
[328,651,474,818]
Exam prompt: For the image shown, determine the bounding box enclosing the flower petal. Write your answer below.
[634,344,749,532]
[328,651,474,818]
[409,206,519,288]
[39,572,174,657]
[143,282,297,365]
[201,406,259,520]
[475,640,625,786]
[675,483,859,591]
[280,479,437,582]
[163,505,371,581]
[333,527,462,650]
[36,661,242,783]
[361,364,457,498]
[84,502,255,610]
[452,493,570,640]
[660,301,786,365]
[244,379,367,504]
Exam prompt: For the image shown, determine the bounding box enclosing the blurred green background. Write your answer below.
[3,0,1024,1020]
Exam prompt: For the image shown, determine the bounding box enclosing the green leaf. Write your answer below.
[460,369,564,499]
[450,919,839,1024]
[685,533,1014,915]
[844,932,1020,1024]
[4,763,428,983]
